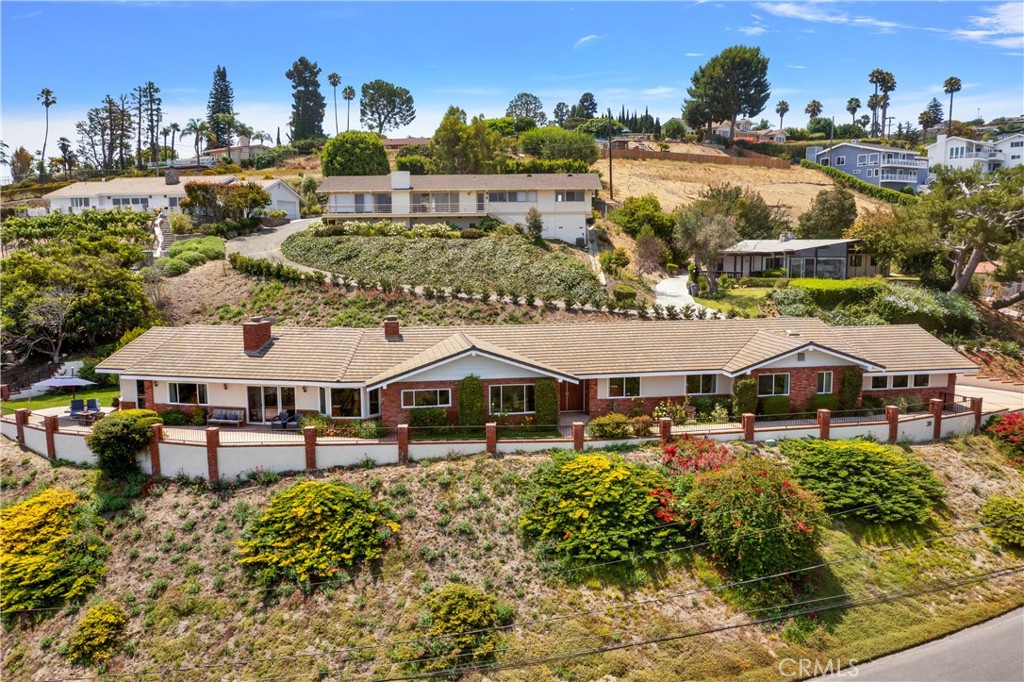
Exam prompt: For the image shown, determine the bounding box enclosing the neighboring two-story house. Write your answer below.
[718,236,885,280]
[318,171,601,245]
[925,133,1024,174]
[806,142,928,193]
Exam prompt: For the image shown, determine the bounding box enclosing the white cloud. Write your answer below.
[951,5,1024,52]
[684,52,704,57]
[788,64,807,70]
[737,25,767,36]
[642,86,677,97]
[573,34,601,49]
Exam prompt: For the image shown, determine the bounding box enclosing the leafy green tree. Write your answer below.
[506,92,546,126]
[525,207,544,242]
[693,45,771,141]
[673,203,739,295]
[327,72,341,136]
[796,187,857,239]
[518,127,598,164]
[775,100,789,129]
[696,183,790,240]
[320,131,389,176]
[846,206,933,269]
[430,107,504,174]
[37,88,56,180]
[919,108,939,134]
[206,66,235,148]
[846,97,860,124]
[574,118,627,137]
[943,76,962,135]
[611,194,674,240]
[577,92,597,119]
[552,102,569,127]
[180,118,211,163]
[359,79,416,134]
[10,146,33,182]
[285,56,326,140]
[663,119,686,140]
[805,100,823,119]
[342,85,356,132]
[926,97,944,126]
[86,409,161,478]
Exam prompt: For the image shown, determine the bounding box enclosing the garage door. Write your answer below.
[275,201,299,219]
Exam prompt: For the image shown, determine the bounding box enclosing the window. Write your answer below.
[765,256,784,270]
[757,373,790,396]
[169,383,208,405]
[1011,141,1023,148]
[821,158,830,167]
[487,191,507,202]
[168,197,179,209]
[401,389,451,408]
[913,374,930,388]
[506,191,537,203]
[817,371,833,394]
[330,388,361,418]
[891,375,909,389]
[368,388,381,416]
[848,254,864,267]
[373,193,392,213]
[608,377,641,398]
[834,156,846,165]
[489,384,536,414]
[1012,155,1022,161]
[869,153,879,164]
[686,374,717,395]
[556,190,585,202]
[71,197,90,208]
[857,154,868,166]
[870,376,888,390]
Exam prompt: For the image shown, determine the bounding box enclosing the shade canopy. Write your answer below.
[34,376,97,390]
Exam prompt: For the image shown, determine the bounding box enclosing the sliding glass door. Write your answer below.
[246,386,296,423]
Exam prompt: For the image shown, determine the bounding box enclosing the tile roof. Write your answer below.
[721,238,860,253]
[98,318,975,384]
[43,175,235,199]
[318,173,602,194]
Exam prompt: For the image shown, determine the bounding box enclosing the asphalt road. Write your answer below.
[820,608,1024,681]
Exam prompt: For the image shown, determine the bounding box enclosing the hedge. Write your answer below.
[534,378,559,426]
[732,378,758,416]
[228,252,326,286]
[789,277,887,307]
[457,375,485,427]
[408,407,448,428]
[760,396,792,416]
[587,413,632,439]
[799,160,919,206]
[86,409,162,478]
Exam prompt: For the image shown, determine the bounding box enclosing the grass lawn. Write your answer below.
[0,386,120,415]
[694,287,771,316]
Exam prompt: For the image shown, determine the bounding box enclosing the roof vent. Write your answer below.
[797,352,806,361]
[786,329,800,337]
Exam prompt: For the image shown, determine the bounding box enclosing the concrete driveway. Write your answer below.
[955,377,1024,413]
[654,276,719,317]
[226,218,316,260]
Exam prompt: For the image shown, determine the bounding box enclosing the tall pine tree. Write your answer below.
[207,66,235,148]
[286,56,326,140]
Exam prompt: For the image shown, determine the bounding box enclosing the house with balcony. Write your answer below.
[717,235,885,280]
[806,142,928,193]
[317,171,601,245]
[925,133,1024,174]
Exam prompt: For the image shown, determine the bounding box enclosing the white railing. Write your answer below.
[963,151,1005,160]
[880,172,919,183]
[881,157,928,168]
[326,205,486,216]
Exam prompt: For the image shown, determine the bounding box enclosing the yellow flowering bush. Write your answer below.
[236,480,399,587]
[519,452,681,570]
[0,487,108,615]
[66,600,128,666]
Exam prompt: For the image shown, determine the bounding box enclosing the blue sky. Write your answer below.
[2,1,1022,169]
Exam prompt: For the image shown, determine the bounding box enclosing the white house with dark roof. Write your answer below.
[42,173,303,219]
[718,236,885,279]
[318,171,601,245]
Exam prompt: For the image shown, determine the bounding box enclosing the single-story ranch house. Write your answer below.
[98,316,975,427]
[318,171,601,245]
[42,172,303,219]
[718,236,885,279]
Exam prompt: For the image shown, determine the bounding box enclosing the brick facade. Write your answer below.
[380,377,553,426]
[861,373,956,408]
[584,381,731,418]
[749,365,850,411]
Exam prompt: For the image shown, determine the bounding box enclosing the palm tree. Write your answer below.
[868,68,886,135]
[168,122,180,163]
[918,109,938,135]
[775,100,789,129]
[160,126,171,160]
[181,118,211,163]
[943,76,962,135]
[805,100,823,119]
[342,85,355,131]
[846,97,861,124]
[866,94,882,136]
[328,72,341,136]
[878,72,896,138]
[37,88,56,180]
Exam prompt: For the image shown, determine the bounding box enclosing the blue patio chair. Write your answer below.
[86,398,101,412]
[69,399,85,416]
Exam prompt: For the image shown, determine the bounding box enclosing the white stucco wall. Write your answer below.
[316,444,399,469]
[895,414,935,442]
[218,445,306,479]
[1,420,19,440]
[408,442,486,460]
[159,442,209,478]
[23,427,47,456]
[760,350,856,369]
[940,412,975,439]
[53,433,95,464]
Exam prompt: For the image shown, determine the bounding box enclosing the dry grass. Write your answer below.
[2,435,1022,682]
[595,158,890,220]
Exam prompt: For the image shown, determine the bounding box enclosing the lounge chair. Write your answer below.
[86,398,101,412]
[69,399,85,416]
[270,410,298,430]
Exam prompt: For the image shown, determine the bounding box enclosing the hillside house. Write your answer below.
[718,237,885,279]
[99,317,974,427]
[925,133,1024,174]
[318,171,601,245]
[806,142,928,193]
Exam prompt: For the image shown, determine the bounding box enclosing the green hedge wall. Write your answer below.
[534,379,558,426]
[789,277,887,307]
[799,160,919,206]
[457,375,485,427]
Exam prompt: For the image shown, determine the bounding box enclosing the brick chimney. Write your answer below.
[383,315,402,341]
[242,317,274,355]
[165,169,180,185]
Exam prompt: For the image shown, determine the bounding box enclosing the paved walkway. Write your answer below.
[653,276,720,318]
[954,380,1024,413]
[821,607,1024,681]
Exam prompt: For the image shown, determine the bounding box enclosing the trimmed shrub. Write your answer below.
[981,496,1024,548]
[799,160,918,206]
[613,284,637,304]
[732,378,758,416]
[408,407,448,428]
[598,248,630,274]
[66,601,127,666]
[154,257,191,277]
[838,367,863,410]
[769,287,817,317]
[236,480,399,586]
[808,394,840,411]
[519,452,680,567]
[685,457,823,579]
[662,436,734,474]
[587,413,632,439]
[158,409,191,426]
[534,378,559,426]
[457,375,485,427]
[780,439,944,524]
[789,277,886,307]
[86,409,162,479]
[460,228,486,239]
[760,396,792,416]
[738,276,785,288]
[630,414,655,437]
[874,285,980,334]
[395,155,431,175]
[176,250,207,267]
[0,488,109,613]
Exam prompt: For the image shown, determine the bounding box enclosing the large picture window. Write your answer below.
[556,190,585,202]
[870,376,888,389]
[685,374,717,395]
[757,373,790,396]
[817,371,833,394]
[401,389,451,408]
[489,384,535,414]
[913,374,930,388]
[169,383,208,405]
[330,388,361,418]
[608,377,641,398]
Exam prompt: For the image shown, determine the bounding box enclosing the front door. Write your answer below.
[136,380,147,409]
[559,381,584,412]
[246,386,296,423]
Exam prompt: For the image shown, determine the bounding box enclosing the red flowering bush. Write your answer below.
[684,457,823,580]
[985,413,1024,463]
[663,436,735,474]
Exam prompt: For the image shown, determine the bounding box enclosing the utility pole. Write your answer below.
[886,116,895,139]
[607,118,614,201]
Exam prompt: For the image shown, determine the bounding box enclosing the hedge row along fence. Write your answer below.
[799,160,920,206]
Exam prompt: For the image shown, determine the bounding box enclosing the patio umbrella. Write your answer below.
[34,376,96,397]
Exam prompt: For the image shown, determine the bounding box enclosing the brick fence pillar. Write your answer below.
[742,413,755,443]
[885,405,900,444]
[929,398,944,440]
[303,426,317,470]
[659,417,673,442]
[15,409,29,445]
[816,409,831,440]
[150,424,163,478]
[205,427,220,481]
[485,423,497,455]
[43,415,58,460]
[970,397,984,434]
[0,384,9,401]
[397,424,409,464]
[572,421,585,452]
